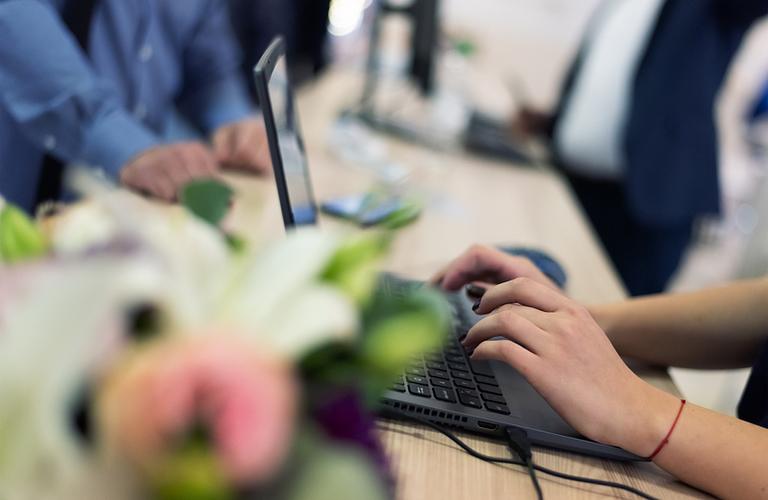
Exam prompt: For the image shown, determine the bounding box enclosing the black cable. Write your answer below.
[505,426,543,500]
[387,411,659,500]
[526,460,544,500]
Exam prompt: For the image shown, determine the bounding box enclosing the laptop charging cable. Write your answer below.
[505,426,543,500]
[388,410,659,500]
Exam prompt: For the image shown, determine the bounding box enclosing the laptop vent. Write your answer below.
[384,401,468,426]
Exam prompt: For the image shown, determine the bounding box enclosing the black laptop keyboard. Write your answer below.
[381,275,511,416]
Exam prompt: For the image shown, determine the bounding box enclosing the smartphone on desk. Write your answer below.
[320,193,420,227]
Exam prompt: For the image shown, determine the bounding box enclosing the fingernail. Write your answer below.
[472,299,481,312]
[466,284,487,299]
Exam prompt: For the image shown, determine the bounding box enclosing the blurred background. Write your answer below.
[256,0,768,415]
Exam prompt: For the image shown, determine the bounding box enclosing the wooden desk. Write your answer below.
[228,69,706,499]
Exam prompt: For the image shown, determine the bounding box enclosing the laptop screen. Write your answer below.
[264,53,318,227]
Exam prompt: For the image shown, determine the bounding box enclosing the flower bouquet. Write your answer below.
[0,175,449,500]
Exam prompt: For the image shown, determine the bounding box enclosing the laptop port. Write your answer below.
[477,420,498,431]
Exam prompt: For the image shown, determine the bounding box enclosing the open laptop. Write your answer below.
[253,38,639,462]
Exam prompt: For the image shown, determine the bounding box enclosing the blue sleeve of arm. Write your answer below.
[0,0,160,179]
[178,0,255,133]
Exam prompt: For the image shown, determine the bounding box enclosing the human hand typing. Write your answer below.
[430,245,557,292]
[464,277,680,456]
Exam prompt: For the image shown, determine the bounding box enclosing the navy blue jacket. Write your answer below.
[739,342,768,429]
[554,0,768,227]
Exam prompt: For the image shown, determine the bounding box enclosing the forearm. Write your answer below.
[632,392,768,499]
[589,278,768,368]
[607,379,768,498]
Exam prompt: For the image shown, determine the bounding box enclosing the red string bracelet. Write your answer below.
[647,399,686,461]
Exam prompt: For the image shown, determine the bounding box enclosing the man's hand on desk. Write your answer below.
[120,117,271,202]
[120,142,219,202]
[430,244,557,291]
[212,117,272,175]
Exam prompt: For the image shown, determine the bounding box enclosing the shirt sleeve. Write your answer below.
[177,0,255,133]
[0,0,161,179]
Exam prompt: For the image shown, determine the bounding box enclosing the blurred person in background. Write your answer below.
[0,0,272,214]
[230,0,331,92]
[289,0,333,83]
[229,0,295,98]
[512,0,768,296]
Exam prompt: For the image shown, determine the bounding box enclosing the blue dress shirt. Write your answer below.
[0,0,254,212]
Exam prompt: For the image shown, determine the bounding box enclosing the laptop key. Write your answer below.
[445,354,466,364]
[469,359,495,377]
[478,383,503,396]
[475,374,499,387]
[485,402,511,415]
[445,346,463,356]
[390,384,406,393]
[457,388,480,399]
[428,369,449,380]
[427,361,446,370]
[407,375,428,386]
[448,362,468,371]
[454,379,476,389]
[408,384,431,398]
[433,387,457,403]
[406,367,426,377]
[458,393,483,409]
[451,370,473,381]
[431,378,451,389]
[480,393,506,404]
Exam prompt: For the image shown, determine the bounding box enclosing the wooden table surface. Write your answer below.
[227,68,707,500]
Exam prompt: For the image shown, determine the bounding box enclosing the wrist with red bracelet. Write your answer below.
[647,399,687,461]
[606,380,688,459]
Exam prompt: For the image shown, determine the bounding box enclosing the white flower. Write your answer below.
[218,228,358,356]
[51,184,232,330]
[0,255,164,498]
[51,183,359,357]
[51,201,118,255]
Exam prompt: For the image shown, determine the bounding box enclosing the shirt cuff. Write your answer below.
[79,108,161,179]
[186,77,255,133]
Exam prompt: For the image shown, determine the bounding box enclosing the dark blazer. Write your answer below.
[553,0,768,227]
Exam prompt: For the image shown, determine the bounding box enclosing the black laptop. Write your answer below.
[253,37,639,462]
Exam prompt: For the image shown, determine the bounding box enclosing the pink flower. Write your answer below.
[98,334,297,485]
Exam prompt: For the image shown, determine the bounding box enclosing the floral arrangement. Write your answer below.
[0,175,449,500]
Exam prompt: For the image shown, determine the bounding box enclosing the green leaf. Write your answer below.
[224,233,247,254]
[150,442,233,500]
[320,232,392,305]
[380,200,422,230]
[180,179,234,228]
[361,288,451,381]
[0,205,48,263]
